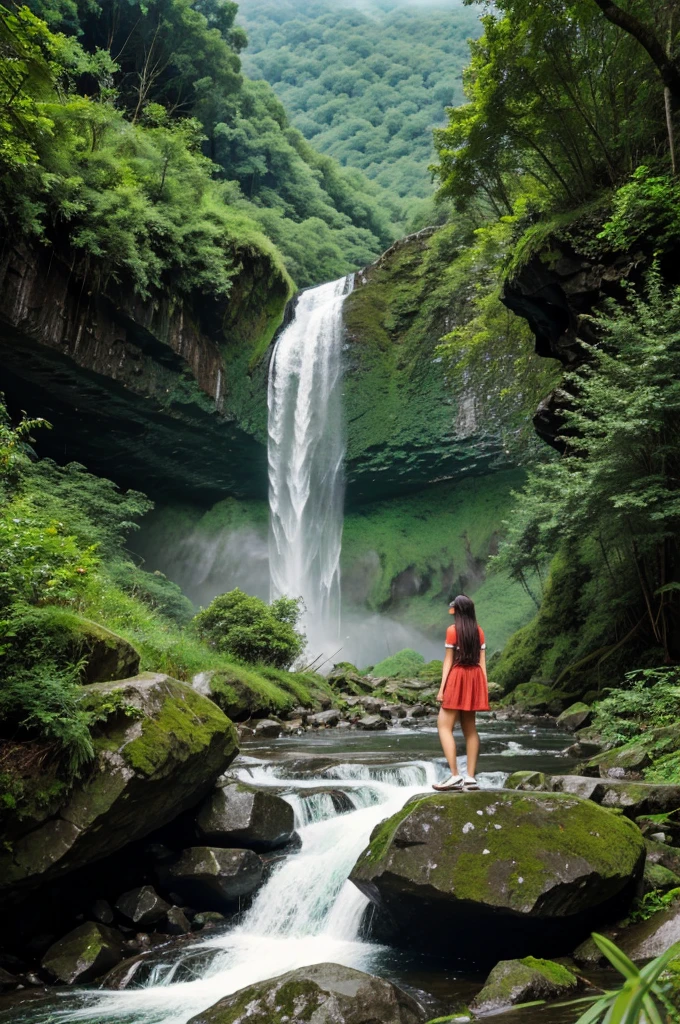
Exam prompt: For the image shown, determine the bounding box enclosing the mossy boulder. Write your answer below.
[470,956,580,1015]
[350,791,645,960]
[185,962,426,1024]
[584,724,680,779]
[41,921,122,984]
[556,703,592,732]
[195,783,295,852]
[0,674,238,899]
[507,773,680,820]
[505,771,547,792]
[156,847,262,910]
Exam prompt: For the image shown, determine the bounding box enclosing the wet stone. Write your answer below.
[156,847,263,910]
[253,719,281,738]
[357,715,388,731]
[195,783,295,852]
[115,886,170,929]
[91,899,115,925]
[165,906,192,935]
[308,710,340,728]
[41,922,122,985]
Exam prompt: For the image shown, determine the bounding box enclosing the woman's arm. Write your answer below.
[437,649,453,702]
[480,648,487,683]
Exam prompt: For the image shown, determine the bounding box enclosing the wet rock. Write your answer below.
[185,962,426,1024]
[0,967,21,992]
[192,911,227,931]
[356,715,388,731]
[164,906,192,935]
[470,956,580,1014]
[556,703,592,732]
[643,861,680,893]
[350,790,645,960]
[196,782,295,852]
[507,773,680,819]
[0,674,238,898]
[156,847,263,910]
[282,719,304,734]
[254,719,282,738]
[379,705,393,720]
[644,838,680,875]
[505,771,547,792]
[41,922,122,984]
[116,886,170,929]
[487,681,504,701]
[327,669,374,696]
[358,698,383,714]
[573,899,680,965]
[307,710,340,728]
[91,899,115,925]
[408,705,428,719]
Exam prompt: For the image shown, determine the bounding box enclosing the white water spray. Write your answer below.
[267,276,353,659]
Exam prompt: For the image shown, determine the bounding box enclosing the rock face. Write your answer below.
[195,784,295,852]
[41,922,122,984]
[350,791,645,960]
[66,616,140,683]
[0,243,289,501]
[470,957,580,1015]
[185,962,426,1024]
[0,674,238,901]
[156,847,263,909]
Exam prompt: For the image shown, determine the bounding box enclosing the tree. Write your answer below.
[193,588,306,668]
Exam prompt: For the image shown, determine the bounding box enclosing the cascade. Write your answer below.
[267,275,353,659]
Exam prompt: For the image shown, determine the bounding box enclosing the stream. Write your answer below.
[3,716,590,1024]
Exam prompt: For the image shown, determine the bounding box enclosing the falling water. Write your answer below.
[267,276,353,658]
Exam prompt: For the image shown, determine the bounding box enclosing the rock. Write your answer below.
[356,715,387,731]
[408,705,428,719]
[156,847,263,910]
[379,705,393,719]
[350,790,646,959]
[41,922,122,984]
[282,719,304,734]
[505,771,547,792]
[487,681,504,701]
[74,617,141,684]
[0,675,238,900]
[644,838,680,875]
[307,710,340,728]
[502,682,568,715]
[0,968,21,992]
[327,669,375,696]
[573,899,680,965]
[643,862,680,893]
[359,697,382,714]
[470,956,580,1014]
[91,899,115,925]
[164,906,192,935]
[254,719,282,738]
[196,783,295,852]
[184,962,426,1024]
[584,723,680,779]
[115,886,170,929]
[556,703,592,732]
[192,911,226,931]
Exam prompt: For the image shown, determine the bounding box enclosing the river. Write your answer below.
[2,716,590,1024]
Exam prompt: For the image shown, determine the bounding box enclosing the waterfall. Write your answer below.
[267,275,353,659]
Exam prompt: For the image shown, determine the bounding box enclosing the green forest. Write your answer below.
[237,0,482,225]
[3,0,680,1016]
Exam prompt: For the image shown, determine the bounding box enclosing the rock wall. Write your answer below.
[0,242,290,501]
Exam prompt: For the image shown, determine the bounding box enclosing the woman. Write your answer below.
[433,594,489,792]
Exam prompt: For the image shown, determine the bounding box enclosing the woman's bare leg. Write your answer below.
[437,708,460,775]
[460,711,480,777]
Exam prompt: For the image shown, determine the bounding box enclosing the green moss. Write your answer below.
[123,680,236,777]
[519,957,576,987]
[362,800,425,866]
[371,649,425,678]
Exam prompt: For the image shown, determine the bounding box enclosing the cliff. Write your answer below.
[0,242,290,501]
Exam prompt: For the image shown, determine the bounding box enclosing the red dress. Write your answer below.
[441,625,489,711]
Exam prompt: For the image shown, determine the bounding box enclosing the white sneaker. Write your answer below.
[464,776,479,790]
[433,774,464,791]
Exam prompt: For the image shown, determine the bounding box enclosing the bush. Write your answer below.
[591,668,680,747]
[193,589,306,669]
[371,648,425,678]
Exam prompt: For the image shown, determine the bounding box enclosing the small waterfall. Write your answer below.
[267,275,353,658]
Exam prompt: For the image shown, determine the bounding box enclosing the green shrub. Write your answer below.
[371,648,425,679]
[106,559,194,625]
[193,589,305,669]
[591,668,680,747]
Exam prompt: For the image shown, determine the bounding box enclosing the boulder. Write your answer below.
[556,703,592,732]
[358,698,383,714]
[308,710,340,728]
[350,790,645,960]
[470,956,580,1015]
[192,670,282,722]
[505,771,547,792]
[184,962,426,1024]
[254,719,282,738]
[156,847,262,910]
[583,723,680,779]
[192,911,226,931]
[408,705,429,719]
[165,906,192,935]
[507,773,680,820]
[327,669,374,696]
[91,899,115,925]
[487,681,504,701]
[0,968,20,992]
[0,675,238,900]
[115,886,170,928]
[356,715,387,731]
[41,922,122,984]
[573,899,680,965]
[195,783,295,852]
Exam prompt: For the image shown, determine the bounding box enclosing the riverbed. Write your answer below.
[1,715,592,1024]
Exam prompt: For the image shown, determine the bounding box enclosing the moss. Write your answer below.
[519,956,576,987]
[123,680,236,777]
[362,800,426,866]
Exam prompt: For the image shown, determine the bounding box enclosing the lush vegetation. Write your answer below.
[237,0,482,226]
[194,588,305,668]
[1,0,394,291]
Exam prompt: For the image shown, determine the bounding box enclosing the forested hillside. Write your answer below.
[1,0,395,288]
[237,0,482,225]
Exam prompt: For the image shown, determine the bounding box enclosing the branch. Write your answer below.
[591,0,680,98]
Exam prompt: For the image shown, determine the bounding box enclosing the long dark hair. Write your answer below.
[450,594,480,666]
